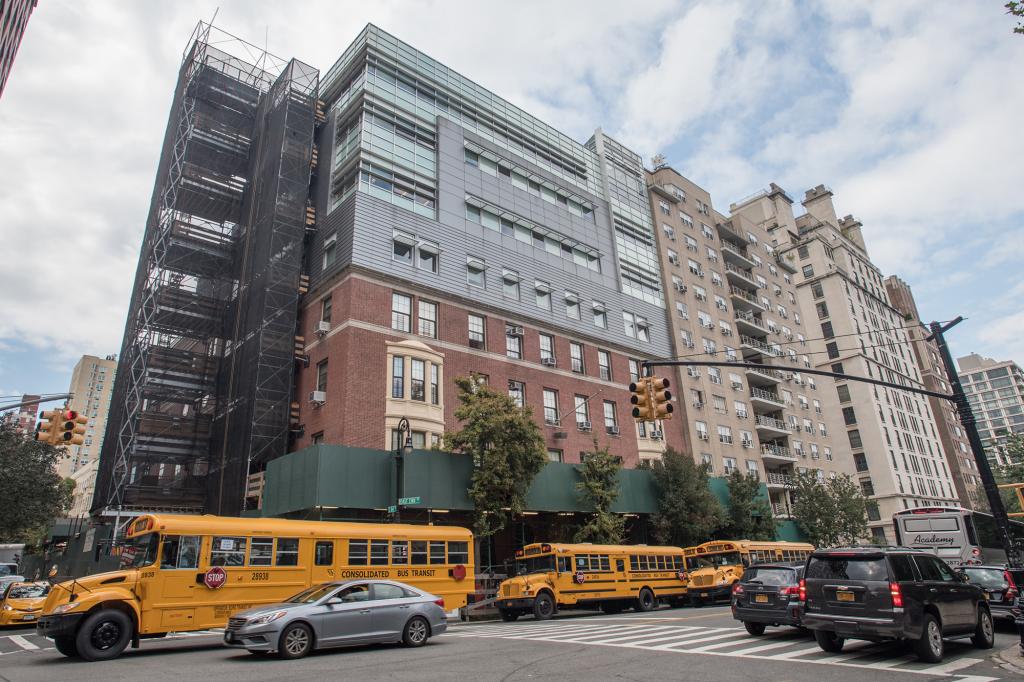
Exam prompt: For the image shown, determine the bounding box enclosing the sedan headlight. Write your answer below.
[246,610,287,626]
[52,602,81,614]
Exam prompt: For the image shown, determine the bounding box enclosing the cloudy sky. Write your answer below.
[0,0,1022,404]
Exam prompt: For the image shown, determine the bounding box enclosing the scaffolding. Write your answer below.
[94,23,319,517]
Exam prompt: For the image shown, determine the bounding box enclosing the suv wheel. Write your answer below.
[913,614,944,663]
[971,607,994,649]
[744,621,766,636]
[814,629,844,653]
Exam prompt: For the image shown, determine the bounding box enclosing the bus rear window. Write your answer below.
[806,556,888,581]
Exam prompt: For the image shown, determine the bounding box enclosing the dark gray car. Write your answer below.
[731,562,806,635]
[957,565,1021,622]
[223,579,448,659]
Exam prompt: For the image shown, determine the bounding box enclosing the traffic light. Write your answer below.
[35,410,60,444]
[57,410,88,445]
[651,377,674,420]
[629,379,654,422]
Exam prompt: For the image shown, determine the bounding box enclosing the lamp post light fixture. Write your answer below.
[393,417,414,522]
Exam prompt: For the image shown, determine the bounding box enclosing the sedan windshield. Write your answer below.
[962,568,1008,590]
[287,584,338,604]
[8,584,49,599]
[516,555,556,574]
[694,552,742,569]
[120,534,161,569]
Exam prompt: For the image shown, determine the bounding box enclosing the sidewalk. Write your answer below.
[994,641,1024,676]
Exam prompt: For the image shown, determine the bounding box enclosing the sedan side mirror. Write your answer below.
[326,597,344,605]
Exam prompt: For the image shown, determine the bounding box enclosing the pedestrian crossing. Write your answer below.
[447,619,999,679]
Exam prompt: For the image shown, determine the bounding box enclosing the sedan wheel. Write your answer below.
[403,616,430,647]
[278,623,313,660]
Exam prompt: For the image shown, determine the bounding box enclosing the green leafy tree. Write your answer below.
[443,375,547,540]
[1007,2,1024,34]
[0,422,74,545]
[574,441,625,544]
[790,473,869,548]
[723,471,776,540]
[995,434,1024,515]
[649,447,724,547]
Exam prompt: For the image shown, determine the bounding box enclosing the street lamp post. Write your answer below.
[393,417,414,523]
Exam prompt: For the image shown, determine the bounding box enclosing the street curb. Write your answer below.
[994,642,1024,676]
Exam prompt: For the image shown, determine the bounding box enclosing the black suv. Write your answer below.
[801,547,994,663]
[731,562,806,635]
[957,565,1021,622]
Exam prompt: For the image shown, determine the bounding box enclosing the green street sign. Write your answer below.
[398,496,421,505]
[387,505,397,513]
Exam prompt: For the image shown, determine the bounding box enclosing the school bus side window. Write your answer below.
[629,555,638,570]
[211,536,246,566]
[411,541,428,564]
[616,559,625,572]
[370,540,388,566]
[392,540,409,565]
[448,541,469,564]
[559,556,572,572]
[575,555,588,571]
[598,555,610,571]
[160,535,200,569]
[314,541,333,566]
[277,538,299,566]
[429,540,446,564]
[349,539,368,565]
[250,538,273,566]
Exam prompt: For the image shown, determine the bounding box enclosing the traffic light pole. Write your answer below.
[641,314,1022,568]
[927,317,1021,568]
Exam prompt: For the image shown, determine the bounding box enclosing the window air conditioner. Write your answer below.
[309,390,327,404]
[577,421,592,432]
[650,430,664,440]
[507,325,525,336]
[606,425,620,435]
[316,321,331,336]
[541,357,557,367]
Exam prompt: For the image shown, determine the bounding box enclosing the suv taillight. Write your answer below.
[781,585,800,596]
[798,578,806,603]
[732,583,744,595]
[890,582,903,608]
[1005,570,1019,599]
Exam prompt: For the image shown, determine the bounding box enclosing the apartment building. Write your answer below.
[0,0,36,97]
[885,277,983,508]
[958,353,1024,466]
[647,168,853,521]
[734,184,957,542]
[58,355,116,478]
[1,393,39,436]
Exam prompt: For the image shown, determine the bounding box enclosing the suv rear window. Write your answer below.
[741,567,796,586]
[806,556,888,581]
[961,567,1006,589]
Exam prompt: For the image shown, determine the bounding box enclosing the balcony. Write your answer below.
[740,334,782,359]
[735,311,769,336]
[766,472,795,488]
[754,414,789,436]
[745,364,784,386]
[772,502,793,519]
[725,262,759,291]
[762,445,797,465]
[750,386,786,409]
[729,285,765,313]
[721,240,756,269]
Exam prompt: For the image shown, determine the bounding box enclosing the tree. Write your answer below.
[790,473,869,548]
[1007,2,1024,34]
[443,375,547,540]
[995,434,1024,515]
[723,471,776,540]
[649,447,724,547]
[574,441,625,544]
[0,422,74,545]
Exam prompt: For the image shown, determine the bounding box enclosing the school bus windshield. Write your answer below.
[516,554,556,574]
[693,551,742,568]
[120,533,161,569]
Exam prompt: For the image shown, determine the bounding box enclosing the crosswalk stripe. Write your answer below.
[727,637,807,656]
[544,625,680,643]
[922,657,985,675]
[9,635,39,651]
[763,643,830,659]
[620,628,731,648]
[514,624,642,641]
[585,626,695,644]
[850,654,917,669]
[654,631,749,650]
[683,635,787,653]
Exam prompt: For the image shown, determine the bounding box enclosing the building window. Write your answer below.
[547,449,563,463]
[508,380,525,408]
[392,293,412,332]
[316,359,328,392]
[842,406,858,425]
[574,395,589,426]
[467,257,486,287]
[411,359,426,401]
[603,401,618,433]
[802,264,814,278]
[320,296,332,323]
[418,301,437,338]
[565,292,580,319]
[598,350,611,381]
[718,425,733,444]
[506,324,523,359]
[430,364,439,405]
[543,389,559,425]
[468,314,486,349]
[628,359,641,383]
[723,457,737,475]
[502,269,520,299]
[393,230,415,265]
[570,342,585,373]
[323,233,337,269]
[391,356,404,398]
[418,241,439,273]
[592,302,607,329]
[535,281,552,310]
[539,334,555,362]
[311,432,324,444]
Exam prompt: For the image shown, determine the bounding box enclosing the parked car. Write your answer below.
[0,582,50,626]
[956,565,1020,622]
[731,562,806,636]
[223,579,448,659]
[801,547,994,663]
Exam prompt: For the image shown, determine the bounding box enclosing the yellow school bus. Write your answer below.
[496,542,689,621]
[685,540,813,605]
[37,514,473,661]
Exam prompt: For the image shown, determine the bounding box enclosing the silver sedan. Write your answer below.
[223,580,448,659]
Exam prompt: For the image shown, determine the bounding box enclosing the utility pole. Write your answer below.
[927,317,1021,567]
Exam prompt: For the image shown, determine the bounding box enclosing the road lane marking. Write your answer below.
[653,631,749,650]
[764,644,831,659]
[545,625,681,643]
[921,658,985,675]
[727,638,809,656]
[586,626,699,644]
[9,635,39,650]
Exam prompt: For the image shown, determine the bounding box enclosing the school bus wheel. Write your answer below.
[533,592,555,620]
[635,587,656,612]
[75,608,134,662]
[53,636,78,657]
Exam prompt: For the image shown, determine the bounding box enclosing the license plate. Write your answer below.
[989,592,1002,602]
[836,590,854,602]
[701,593,709,598]
[23,615,36,621]
[754,593,768,604]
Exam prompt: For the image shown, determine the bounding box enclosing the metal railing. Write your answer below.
[725,262,757,283]
[755,415,788,431]
[760,443,795,459]
[740,335,783,356]
[750,386,783,403]
[735,310,768,331]
[766,472,794,486]
[729,286,761,306]
[772,502,792,518]
[746,365,783,380]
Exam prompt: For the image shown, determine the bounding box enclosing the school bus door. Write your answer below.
[310,538,337,584]
[153,534,204,632]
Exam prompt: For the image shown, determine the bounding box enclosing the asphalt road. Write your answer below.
[0,605,1019,681]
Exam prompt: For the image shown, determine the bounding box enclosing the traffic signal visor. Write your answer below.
[58,410,89,445]
[629,379,654,421]
[35,410,60,443]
